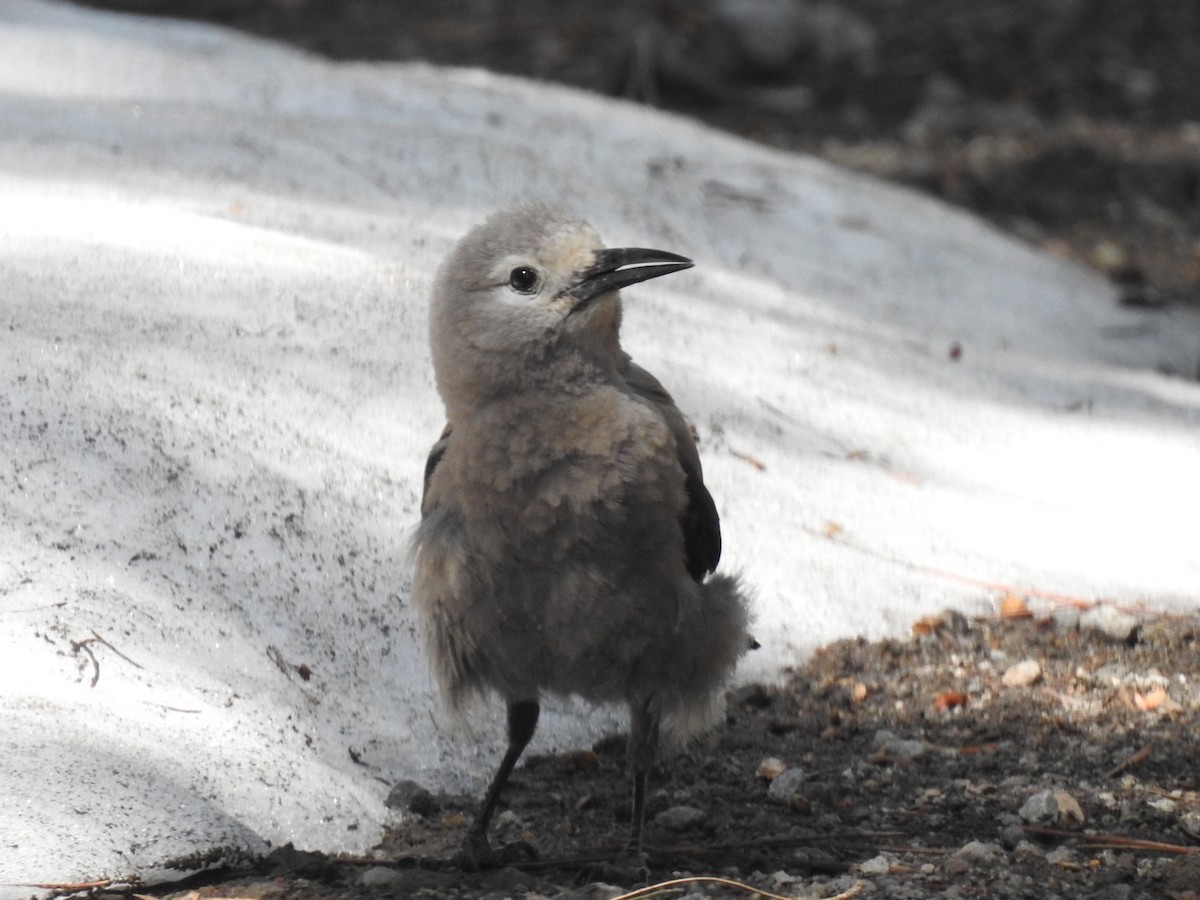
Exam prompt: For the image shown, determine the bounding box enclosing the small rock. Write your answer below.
[654,805,707,832]
[1046,846,1077,867]
[1091,662,1130,686]
[944,856,970,876]
[1019,788,1085,828]
[359,865,403,888]
[1001,659,1042,688]
[1080,606,1139,644]
[872,728,926,761]
[1148,796,1177,814]
[952,840,1005,868]
[767,767,806,802]
[768,870,796,888]
[859,854,891,876]
[1014,840,1045,860]
[757,756,788,780]
[385,779,438,816]
[1180,810,1200,840]
[788,793,812,815]
[998,822,1027,849]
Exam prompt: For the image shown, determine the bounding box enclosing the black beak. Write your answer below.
[565,247,693,313]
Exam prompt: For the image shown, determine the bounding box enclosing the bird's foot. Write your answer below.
[455,832,537,871]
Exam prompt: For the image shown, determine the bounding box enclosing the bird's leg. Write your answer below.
[460,699,539,869]
[624,695,661,860]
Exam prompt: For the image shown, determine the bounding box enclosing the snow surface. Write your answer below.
[1,0,1197,893]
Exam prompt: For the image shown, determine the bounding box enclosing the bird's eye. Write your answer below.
[507,266,541,294]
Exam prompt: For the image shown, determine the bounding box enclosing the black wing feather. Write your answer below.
[682,457,722,581]
[421,424,452,514]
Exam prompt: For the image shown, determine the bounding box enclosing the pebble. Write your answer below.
[1019,788,1085,828]
[860,854,892,875]
[1046,846,1077,867]
[1147,796,1177,814]
[359,865,404,888]
[788,793,812,814]
[1001,659,1042,687]
[999,822,1027,848]
[767,767,806,802]
[1080,606,1139,644]
[384,778,438,816]
[757,756,788,780]
[768,870,796,888]
[953,840,1005,868]
[873,728,926,761]
[1181,810,1200,839]
[654,805,707,832]
[1014,840,1045,860]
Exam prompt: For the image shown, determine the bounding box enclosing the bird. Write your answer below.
[411,202,752,868]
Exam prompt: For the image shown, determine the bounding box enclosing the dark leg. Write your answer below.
[460,699,539,868]
[624,695,660,857]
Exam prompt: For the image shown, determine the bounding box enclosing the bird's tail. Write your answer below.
[660,572,754,742]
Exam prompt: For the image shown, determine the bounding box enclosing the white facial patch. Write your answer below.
[487,220,604,308]
[541,221,603,276]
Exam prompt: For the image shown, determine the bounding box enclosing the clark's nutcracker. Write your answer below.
[412,203,752,866]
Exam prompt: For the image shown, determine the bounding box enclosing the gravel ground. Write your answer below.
[53,3,1200,897]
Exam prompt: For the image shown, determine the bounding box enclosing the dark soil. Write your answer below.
[60,3,1200,897]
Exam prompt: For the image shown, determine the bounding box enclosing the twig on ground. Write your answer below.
[1104,743,1153,778]
[1022,825,1200,855]
[70,630,144,687]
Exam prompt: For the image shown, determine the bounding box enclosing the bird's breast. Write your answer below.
[436,386,683,543]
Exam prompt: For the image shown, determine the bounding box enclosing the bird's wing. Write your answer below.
[421,423,452,516]
[623,361,722,581]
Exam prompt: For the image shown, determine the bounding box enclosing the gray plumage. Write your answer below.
[411,202,751,866]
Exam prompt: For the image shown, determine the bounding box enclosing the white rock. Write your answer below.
[1019,788,1085,827]
[1080,606,1140,644]
[1046,847,1077,866]
[1002,659,1042,687]
[859,854,892,875]
[1148,797,1178,814]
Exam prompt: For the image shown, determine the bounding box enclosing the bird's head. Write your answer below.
[429,202,692,416]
